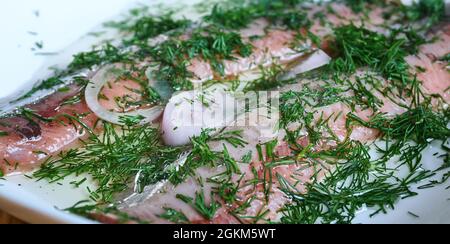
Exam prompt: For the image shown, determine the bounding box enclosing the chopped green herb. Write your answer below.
[176,191,220,220]
[15,77,64,101]
[7,0,449,225]
[118,115,145,126]
[341,0,386,13]
[213,175,243,204]
[204,5,256,29]
[440,53,450,62]
[125,15,191,45]
[34,123,182,203]
[348,104,450,146]
[222,144,241,175]
[159,208,190,224]
[279,139,431,224]
[66,201,147,224]
[408,211,420,218]
[331,24,415,94]
[169,129,246,184]
[34,41,44,49]
[241,151,253,164]
[148,27,253,90]
[68,43,130,72]
[244,64,286,92]
[332,24,408,77]
[403,0,445,28]
[204,1,310,30]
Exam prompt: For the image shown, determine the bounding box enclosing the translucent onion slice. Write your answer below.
[161,85,238,146]
[85,64,164,125]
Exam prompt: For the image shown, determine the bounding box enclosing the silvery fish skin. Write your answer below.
[0,70,90,115]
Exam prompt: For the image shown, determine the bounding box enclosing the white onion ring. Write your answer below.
[85,64,164,125]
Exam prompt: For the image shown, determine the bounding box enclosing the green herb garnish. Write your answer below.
[279,82,450,223]
[176,191,221,220]
[15,77,64,101]
[68,43,130,72]
[204,1,310,30]
[126,15,191,45]
[169,129,246,184]
[159,208,190,224]
[204,4,256,29]
[34,123,182,203]
[341,0,386,13]
[403,0,445,28]
[66,201,148,224]
[332,24,408,79]
[331,24,415,94]
[147,27,253,90]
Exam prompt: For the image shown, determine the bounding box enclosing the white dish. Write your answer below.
[0,0,449,224]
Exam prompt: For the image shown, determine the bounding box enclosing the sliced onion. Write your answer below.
[161,84,237,146]
[85,64,164,125]
[281,49,331,80]
[145,66,173,101]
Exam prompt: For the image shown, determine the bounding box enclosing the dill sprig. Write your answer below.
[65,201,148,224]
[146,27,253,90]
[169,129,247,184]
[176,191,221,220]
[330,24,417,95]
[345,75,384,110]
[331,24,409,79]
[33,123,182,203]
[125,15,191,45]
[402,0,446,29]
[68,43,131,72]
[203,0,310,30]
[349,105,450,146]
[32,121,245,204]
[14,0,315,101]
[279,83,350,127]
[159,208,190,224]
[279,80,450,223]
[204,4,257,29]
[340,0,387,13]
[279,135,443,224]
[389,27,427,55]
[243,64,287,92]
[104,6,192,45]
[14,77,64,101]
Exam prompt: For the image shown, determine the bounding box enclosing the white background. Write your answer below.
[0,0,135,99]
